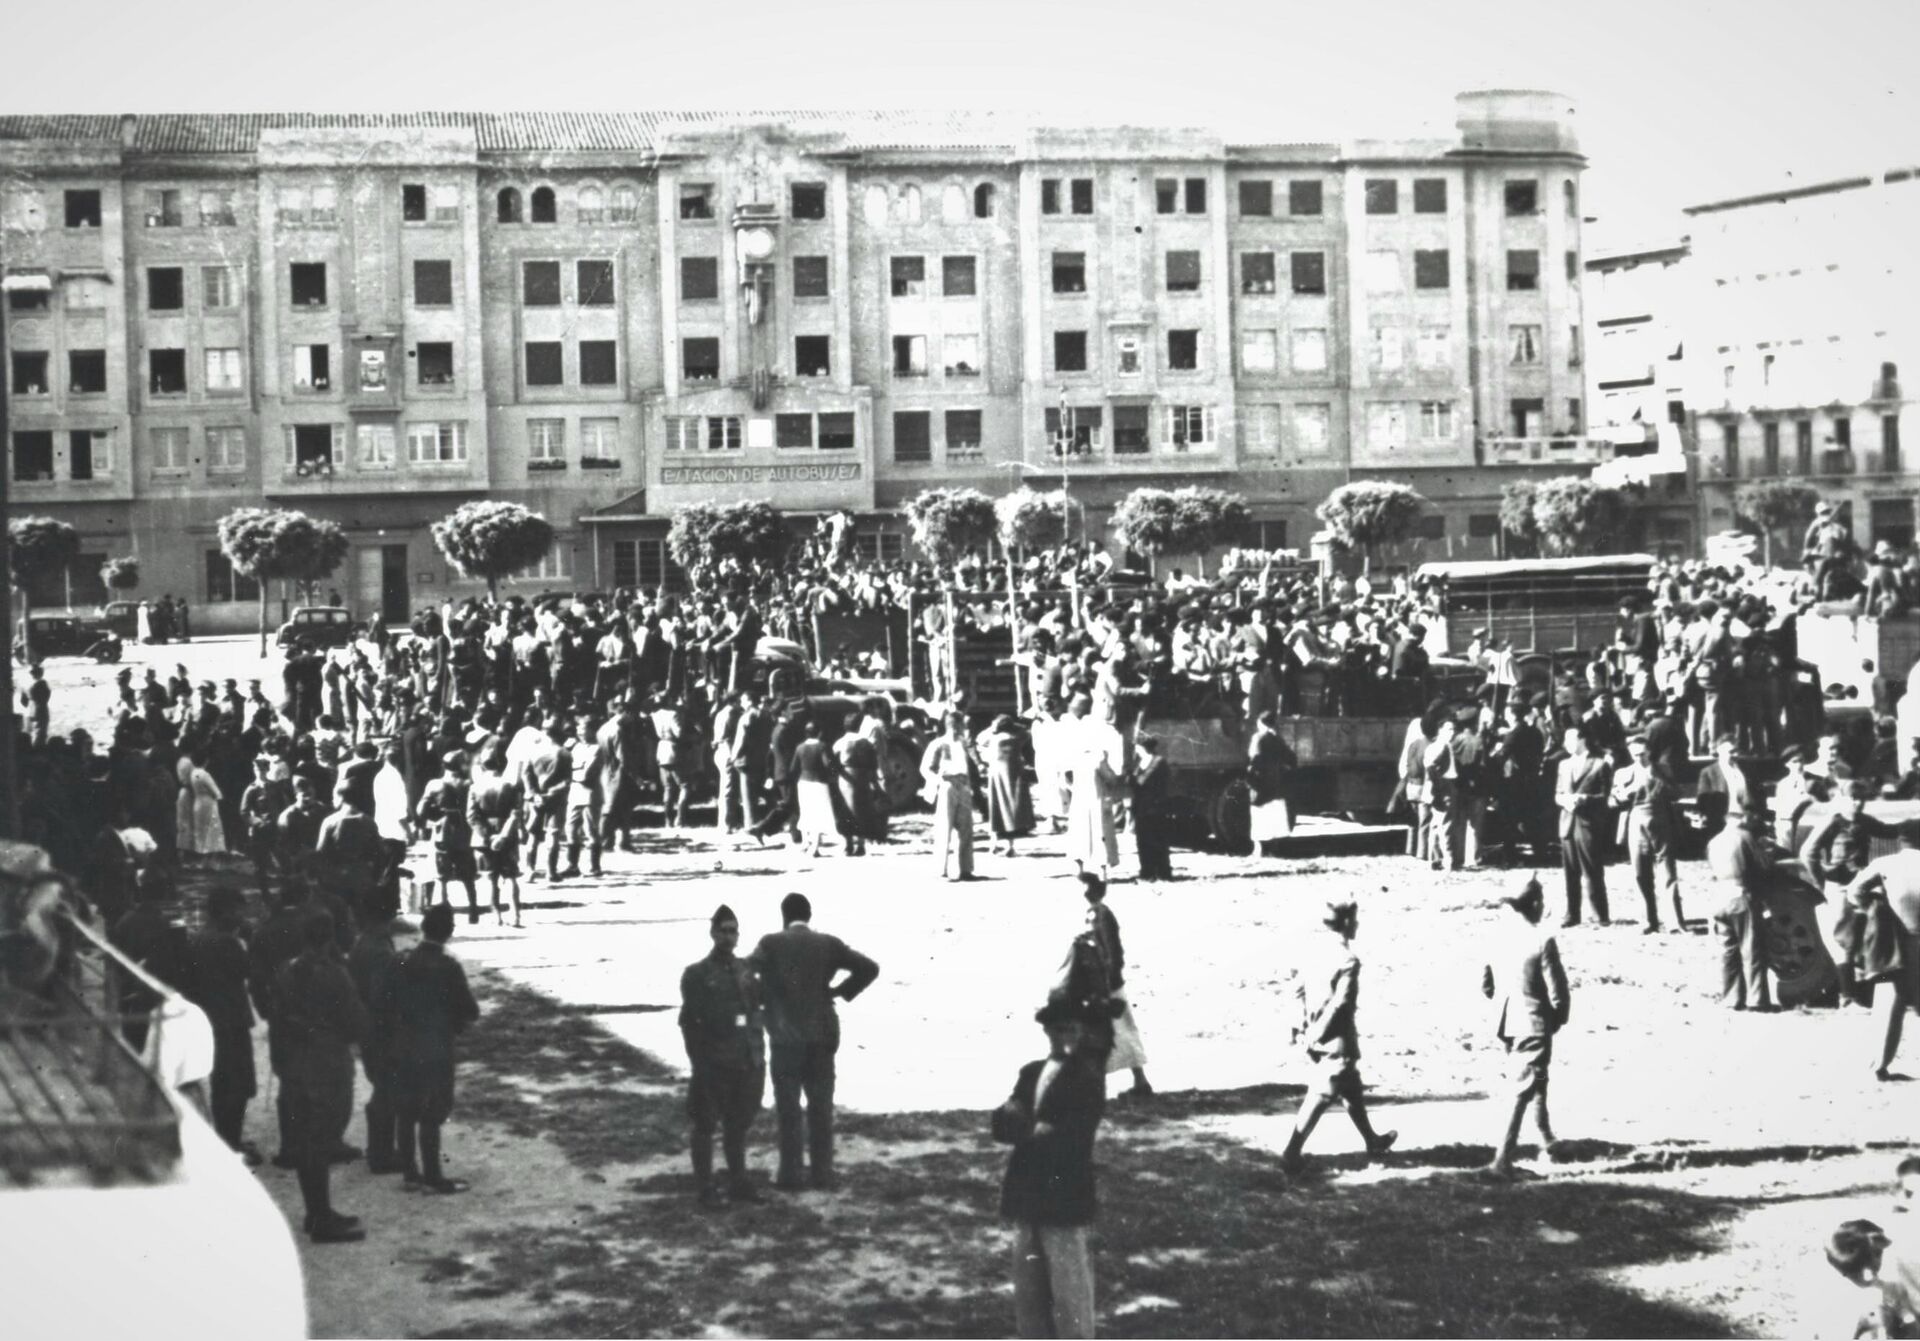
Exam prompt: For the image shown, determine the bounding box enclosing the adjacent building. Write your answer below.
[1,96,1598,629]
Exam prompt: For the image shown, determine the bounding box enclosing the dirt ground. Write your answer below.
[37,643,1920,1337]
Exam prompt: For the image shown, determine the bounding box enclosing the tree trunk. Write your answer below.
[1762,528,1773,569]
[259,584,269,658]
[487,575,498,602]
[16,590,30,665]
[1195,552,1208,579]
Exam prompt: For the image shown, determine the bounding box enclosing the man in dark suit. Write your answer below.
[380,903,480,1192]
[276,908,369,1242]
[347,888,405,1175]
[748,892,879,1190]
[1482,878,1570,1180]
[709,593,764,696]
[181,885,257,1160]
[1490,697,1545,863]
[1554,726,1612,926]
[992,990,1108,1339]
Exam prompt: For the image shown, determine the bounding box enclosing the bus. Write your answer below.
[1417,554,1656,660]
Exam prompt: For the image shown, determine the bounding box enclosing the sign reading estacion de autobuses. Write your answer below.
[660,463,861,485]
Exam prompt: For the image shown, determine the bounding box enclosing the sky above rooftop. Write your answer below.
[8,0,1916,250]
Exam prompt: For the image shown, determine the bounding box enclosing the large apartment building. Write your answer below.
[0,95,1593,630]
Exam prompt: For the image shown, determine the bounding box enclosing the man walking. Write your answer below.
[749,893,879,1191]
[679,904,766,1206]
[1847,822,1920,1080]
[1280,900,1397,1176]
[993,990,1108,1339]
[1481,878,1570,1180]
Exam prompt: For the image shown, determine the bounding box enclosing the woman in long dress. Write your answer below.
[177,753,227,858]
[977,715,1032,858]
[791,717,840,857]
[1247,710,1297,854]
[1063,695,1121,881]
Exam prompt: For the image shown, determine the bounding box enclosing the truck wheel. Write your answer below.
[1766,891,1836,1007]
[1212,779,1253,856]
[883,739,923,813]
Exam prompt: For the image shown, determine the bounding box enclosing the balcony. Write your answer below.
[1482,436,1618,467]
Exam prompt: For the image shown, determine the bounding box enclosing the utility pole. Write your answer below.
[0,269,50,839]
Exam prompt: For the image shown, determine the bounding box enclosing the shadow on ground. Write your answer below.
[430,976,1748,1339]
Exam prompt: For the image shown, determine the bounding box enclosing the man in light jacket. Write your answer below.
[1482,878,1570,1179]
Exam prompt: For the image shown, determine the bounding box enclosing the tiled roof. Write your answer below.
[0,115,121,142]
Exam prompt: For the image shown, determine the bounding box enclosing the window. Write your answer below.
[1291,328,1327,372]
[1796,419,1814,474]
[683,338,720,381]
[1372,326,1403,371]
[205,348,243,392]
[356,423,396,470]
[1116,335,1141,375]
[207,426,246,473]
[1045,406,1104,454]
[1413,178,1447,214]
[1886,414,1903,472]
[942,333,980,376]
[679,183,715,220]
[1566,399,1583,433]
[1112,405,1150,454]
[66,429,105,481]
[1509,398,1545,437]
[416,342,454,386]
[890,256,926,298]
[893,411,932,463]
[942,255,977,297]
[1509,325,1541,365]
[1365,250,1401,293]
[1052,251,1086,294]
[207,550,262,604]
[792,255,829,299]
[11,352,48,395]
[790,182,826,220]
[200,265,236,310]
[1567,324,1582,367]
[895,185,924,225]
[1167,405,1216,451]
[795,335,831,377]
[431,184,459,223]
[1504,179,1539,216]
[1364,179,1398,214]
[1420,401,1454,439]
[525,342,564,386]
[1761,353,1777,387]
[1293,403,1331,454]
[529,187,556,223]
[64,189,101,228]
[277,186,307,226]
[1288,180,1323,216]
[407,422,467,465]
[1564,181,1578,217]
[1836,416,1853,449]
[1165,251,1201,292]
[1240,404,1281,453]
[574,418,618,466]
[1291,251,1326,295]
[1041,179,1061,215]
[146,267,184,311]
[1417,325,1450,370]
[12,431,53,481]
[1239,181,1272,216]
[1155,178,1178,214]
[412,259,452,307]
[150,427,190,473]
[1367,403,1408,451]
[1722,422,1741,476]
[776,413,814,449]
[69,350,107,394]
[577,260,615,306]
[818,412,856,450]
[1241,329,1278,373]
[1053,330,1088,373]
[3,190,44,233]
[293,343,331,390]
[190,188,236,228]
[892,334,928,377]
[1241,252,1276,295]
[1070,178,1094,214]
[290,262,327,306]
[665,417,701,452]
[1184,177,1207,213]
[528,418,566,462]
[610,185,640,223]
[1468,514,1501,541]
[1168,329,1200,371]
[1506,250,1540,291]
[1413,249,1450,289]
[144,189,183,228]
[307,185,337,225]
[974,183,996,218]
[61,278,105,312]
[576,185,604,224]
[148,349,186,395]
[1416,515,1447,541]
[1566,251,1579,283]
[946,409,983,456]
[403,184,428,222]
[522,261,561,306]
[7,280,48,313]
[863,185,890,227]
[497,188,522,223]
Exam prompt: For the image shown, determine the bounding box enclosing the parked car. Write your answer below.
[99,600,142,639]
[275,606,360,651]
[16,612,115,661]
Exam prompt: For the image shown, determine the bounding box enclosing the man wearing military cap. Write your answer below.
[679,903,767,1206]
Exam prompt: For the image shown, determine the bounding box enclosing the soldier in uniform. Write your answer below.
[381,902,479,1193]
[181,886,258,1161]
[679,903,767,1206]
[348,888,407,1175]
[275,908,369,1243]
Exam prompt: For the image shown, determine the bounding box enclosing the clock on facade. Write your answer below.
[739,227,775,259]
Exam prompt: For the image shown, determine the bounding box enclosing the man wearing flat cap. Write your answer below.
[679,904,767,1206]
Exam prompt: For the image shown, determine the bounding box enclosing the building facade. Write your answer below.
[1,96,1595,630]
